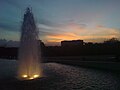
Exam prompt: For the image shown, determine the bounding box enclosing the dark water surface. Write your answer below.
[0,60,120,90]
[43,63,120,90]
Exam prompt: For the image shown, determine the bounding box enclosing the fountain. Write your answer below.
[17,7,43,80]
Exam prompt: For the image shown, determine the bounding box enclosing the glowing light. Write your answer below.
[22,75,28,78]
[29,77,34,80]
[21,74,40,80]
[33,75,39,78]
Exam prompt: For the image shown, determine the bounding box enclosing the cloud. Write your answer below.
[0,22,20,32]
[37,19,58,27]
[0,28,20,41]
[37,22,67,36]
[46,32,79,42]
[41,22,120,44]
[2,0,22,9]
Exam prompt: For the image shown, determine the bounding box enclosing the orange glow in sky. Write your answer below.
[44,23,120,45]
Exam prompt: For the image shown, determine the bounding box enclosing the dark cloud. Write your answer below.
[2,0,22,9]
[38,19,52,26]
[0,22,19,32]
[37,19,58,27]
[39,30,56,36]
[38,29,62,36]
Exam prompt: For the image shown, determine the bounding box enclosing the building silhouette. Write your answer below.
[61,40,84,47]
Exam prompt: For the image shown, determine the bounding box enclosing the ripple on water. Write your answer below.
[43,63,120,90]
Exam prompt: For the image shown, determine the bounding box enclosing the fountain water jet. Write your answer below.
[18,7,43,80]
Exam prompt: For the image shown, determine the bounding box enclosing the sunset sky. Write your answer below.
[0,0,120,45]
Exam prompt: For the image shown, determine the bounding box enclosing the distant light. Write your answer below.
[22,75,28,78]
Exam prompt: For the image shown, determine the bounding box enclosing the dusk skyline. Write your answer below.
[0,0,120,45]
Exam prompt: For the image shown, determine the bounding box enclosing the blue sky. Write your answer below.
[0,0,120,45]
